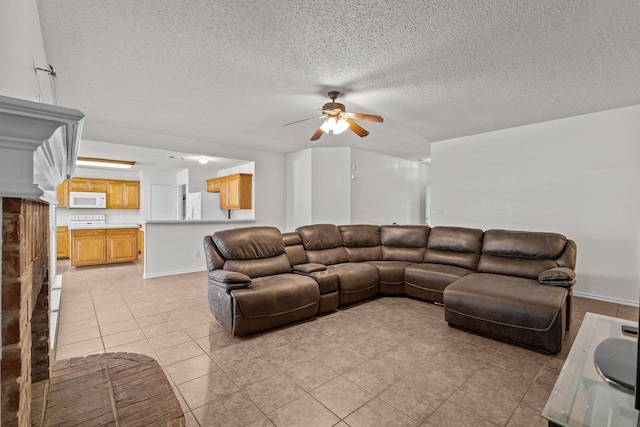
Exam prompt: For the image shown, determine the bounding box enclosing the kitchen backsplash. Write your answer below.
[57,208,143,226]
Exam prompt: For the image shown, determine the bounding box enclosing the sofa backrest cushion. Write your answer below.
[380,225,430,262]
[282,231,307,266]
[555,239,577,270]
[212,226,291,278]
[424,226,484,270]
[339,224,382,262]
[203,235,225,271]
[478,229,568,279]
[296,224,349,265]
[223,255,292,278]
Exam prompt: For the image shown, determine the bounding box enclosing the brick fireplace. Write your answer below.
[0,95,84,426]
[1,198,51,426]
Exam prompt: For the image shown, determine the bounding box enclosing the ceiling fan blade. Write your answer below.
[347,112,384,123]
[346,118,369,138]
[310,128,324,141]
[283,115,324,127]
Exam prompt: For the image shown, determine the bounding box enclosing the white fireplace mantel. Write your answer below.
[0,95,84,198]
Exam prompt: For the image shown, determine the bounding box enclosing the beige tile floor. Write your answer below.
[53,260,638,427]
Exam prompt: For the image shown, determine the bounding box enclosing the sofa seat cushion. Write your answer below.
[404,263,475,303]
[327,263,379,305]
[231,273,319,319]
[366,261,409,285]
[443,273,567,331]
[366,261,410,294]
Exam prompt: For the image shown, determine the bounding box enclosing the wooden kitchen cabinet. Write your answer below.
[106,228,138,263]
[106,180,140,209]
[138,226,144,256]
[56,226,70,259]
[207,178,223,192]
[70,228,138,266]
[71,229,107,266]
[56,181,70,207]
[68,178,108,193]
[206,173,252,209]
[56,178,140,210]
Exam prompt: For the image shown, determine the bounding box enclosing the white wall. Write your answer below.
[431,104,640,305]
[176,169,189,190]
[286,149,313,230]
[188,169,212,193]
[286,147,351,230]
[0,0,54,103]
[286,147,429,231]
[311,148,352,226]
[351,148,429,225]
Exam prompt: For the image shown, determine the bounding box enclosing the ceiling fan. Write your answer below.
[283,91,384,141]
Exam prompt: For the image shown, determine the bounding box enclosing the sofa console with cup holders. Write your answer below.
[203,224,576,354]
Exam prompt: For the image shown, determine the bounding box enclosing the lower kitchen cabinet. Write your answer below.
[70,228,138,267]
[56,226,70,259]
[71,230,107,266]
[107,229,138,263]
[138,227,144,256]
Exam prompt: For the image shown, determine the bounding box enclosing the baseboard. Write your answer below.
[573,291,638,308]
[143,266,206,279]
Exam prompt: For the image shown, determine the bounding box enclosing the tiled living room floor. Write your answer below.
[52,260,638,427]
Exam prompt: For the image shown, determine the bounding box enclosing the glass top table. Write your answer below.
[543,312,639,427]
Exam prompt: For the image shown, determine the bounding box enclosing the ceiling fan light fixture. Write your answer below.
[333,118,349,134]
[320,117,337,133]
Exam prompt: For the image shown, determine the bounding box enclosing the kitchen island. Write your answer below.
[143,219,255,278]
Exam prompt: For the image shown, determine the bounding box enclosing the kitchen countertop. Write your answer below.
[144,219,255,224]
[67,223,141,231]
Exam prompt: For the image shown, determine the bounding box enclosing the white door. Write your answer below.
[149,184,176,220]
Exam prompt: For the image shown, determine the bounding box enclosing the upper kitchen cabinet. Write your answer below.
[56,180,70,207]
[106,180,140,209]
[206,173,252,209]
[56,177,140,209]
[68,178,108,193]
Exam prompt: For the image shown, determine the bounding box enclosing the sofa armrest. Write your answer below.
[293,263,327,274]
[208,270,251,291]
[293,263,338,294]
[538,267,576,287]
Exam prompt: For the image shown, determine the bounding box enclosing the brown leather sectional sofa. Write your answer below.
[203,224,577,354]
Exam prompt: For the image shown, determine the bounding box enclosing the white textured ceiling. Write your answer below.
[36,0,640,161]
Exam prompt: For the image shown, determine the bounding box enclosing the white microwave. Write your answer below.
[69,192,107,209]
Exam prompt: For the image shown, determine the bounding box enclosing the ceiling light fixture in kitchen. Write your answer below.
[198,158,209,165]
[76,157,135,169]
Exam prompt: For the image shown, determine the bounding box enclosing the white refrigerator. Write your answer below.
[185,191,228,220]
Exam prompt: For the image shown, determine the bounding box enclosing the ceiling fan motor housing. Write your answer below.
[322,102,345,113]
